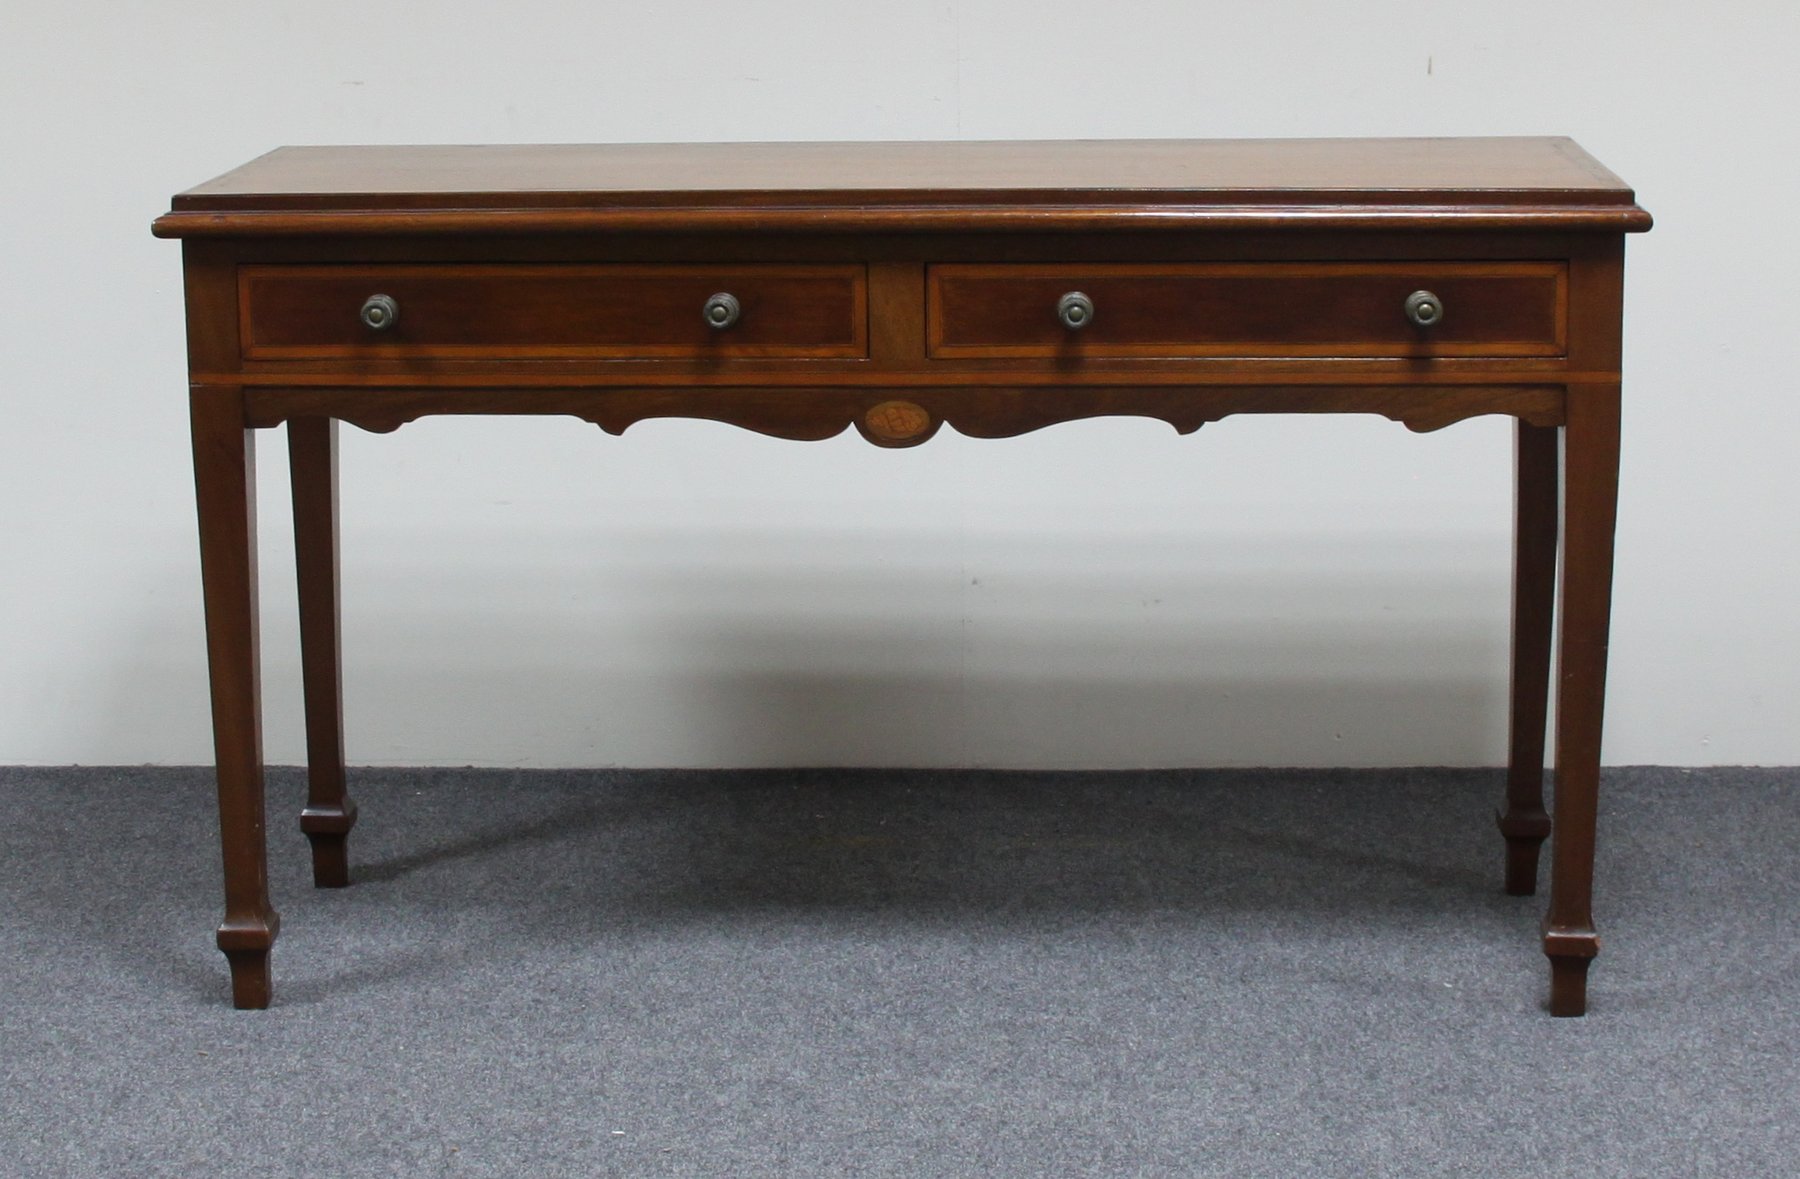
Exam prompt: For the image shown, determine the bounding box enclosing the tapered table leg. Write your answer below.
[1543,384,1622,1017]
[1499,421,1558,895]
[192,386,279,1009]
[289,417,357,887]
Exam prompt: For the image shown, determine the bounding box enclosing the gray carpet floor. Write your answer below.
[2,765,1796,1177]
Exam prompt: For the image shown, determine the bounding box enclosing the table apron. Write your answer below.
[228,381,1572,442]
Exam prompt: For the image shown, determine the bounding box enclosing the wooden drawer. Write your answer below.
[927,262,1566,359]
[239,264,869,360]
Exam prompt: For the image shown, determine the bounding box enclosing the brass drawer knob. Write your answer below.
[359,293,399,331]
[703,292,741,329]
[1057,290,1094,331]
[1404,289,1444,328]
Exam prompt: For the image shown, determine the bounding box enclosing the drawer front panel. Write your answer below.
[927,262,1566,359]
[240,264,868,360]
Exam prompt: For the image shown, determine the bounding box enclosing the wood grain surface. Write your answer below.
[153,138,1652,236]
[161,138,1645,1014]
[927,262,1566,358]
[240,263,868,360]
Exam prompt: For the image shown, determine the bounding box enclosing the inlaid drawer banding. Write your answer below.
[160,138,1649,1017]
[927,261,1567,359]
[239,263,870,361]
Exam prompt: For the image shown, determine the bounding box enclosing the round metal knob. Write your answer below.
[1057,291,1094,331]
[359,294,399,331]
[703,292,741,330]
[1404,290,1444,328]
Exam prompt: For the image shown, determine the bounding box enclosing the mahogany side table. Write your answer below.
[153,138,1651,1014]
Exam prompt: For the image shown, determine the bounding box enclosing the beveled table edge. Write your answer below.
[152,203,1654,238]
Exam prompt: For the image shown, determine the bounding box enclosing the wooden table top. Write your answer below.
[155,137,1650,236]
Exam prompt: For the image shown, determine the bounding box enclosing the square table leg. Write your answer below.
[191,385,279,1009]
[1543,382,1622,1017]
[289,417,356,888]
[1500,420,1559,895]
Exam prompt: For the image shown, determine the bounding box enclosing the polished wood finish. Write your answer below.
[240,383,1568,441]
[152,138,1650,236]
[190,384,277,1009]
[1500,421,1559,896]
[1544,382,1624,1016]
[927,262,1565,358]
[241,264,868,360]
[289,417,355,888]
[159,138,1648,1013]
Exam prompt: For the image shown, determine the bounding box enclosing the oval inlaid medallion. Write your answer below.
[864,400,932,443]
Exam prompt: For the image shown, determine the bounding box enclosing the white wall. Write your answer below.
[1,2,1794,768]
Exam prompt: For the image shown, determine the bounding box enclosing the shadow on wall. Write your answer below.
[95,523,1516,769]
